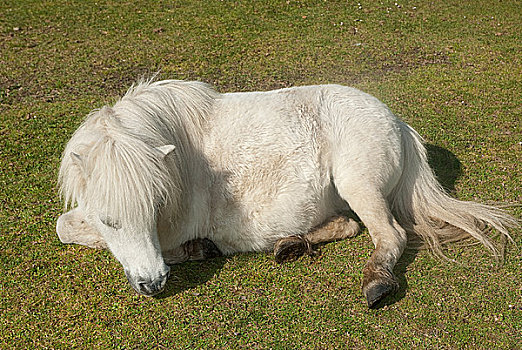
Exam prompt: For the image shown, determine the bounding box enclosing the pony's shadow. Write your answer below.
[374,143,462,308]
[156,257,227,298]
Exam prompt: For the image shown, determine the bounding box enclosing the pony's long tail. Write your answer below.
[389,122,519,259]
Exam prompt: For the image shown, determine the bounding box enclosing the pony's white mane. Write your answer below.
[58,79,218,227]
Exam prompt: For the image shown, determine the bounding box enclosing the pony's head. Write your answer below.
[58,107,180,296]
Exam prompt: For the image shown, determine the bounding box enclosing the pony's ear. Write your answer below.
[70,152,88,177]
[70,152,84,168]
[154,145,176,159]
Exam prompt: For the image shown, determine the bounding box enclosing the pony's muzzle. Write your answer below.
[126,269,170,296]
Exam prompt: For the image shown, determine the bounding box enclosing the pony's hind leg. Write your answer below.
[274,215,360,263]
[305,215,360,244]
[163,238,223,265]
[335,185,407,308]
[274,235,315,263]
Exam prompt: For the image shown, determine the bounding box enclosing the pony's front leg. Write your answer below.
[56,208,107,249]
[163,238,222,265]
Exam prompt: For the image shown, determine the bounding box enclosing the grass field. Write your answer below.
[1,0,521,348]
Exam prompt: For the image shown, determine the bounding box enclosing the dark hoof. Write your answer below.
[363,279,399,309]
[274,236,314,264]
[201,238,222,259]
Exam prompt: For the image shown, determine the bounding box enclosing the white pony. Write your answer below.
[57,80,517,307]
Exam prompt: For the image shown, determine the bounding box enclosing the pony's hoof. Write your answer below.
[201,238,222,259]
[274,235,316,263]
[363,278,399,309]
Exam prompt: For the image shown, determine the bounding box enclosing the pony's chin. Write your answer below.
[125,269,170,296]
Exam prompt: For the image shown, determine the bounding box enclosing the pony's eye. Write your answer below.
[99,215,122,230]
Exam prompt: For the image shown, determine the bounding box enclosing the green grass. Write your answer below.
[1,0,520,348]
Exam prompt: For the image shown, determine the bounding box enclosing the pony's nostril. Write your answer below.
[125,268,170,296]
[135,274,168,296]
[137,280,147,287]
[136,280,153,295]
[157,272,169,289]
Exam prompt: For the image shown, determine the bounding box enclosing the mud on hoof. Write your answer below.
[163,238,223,265]
[273,235,316,264]
[185,238,223,260]
[199,238,223,259]
[362,268,399,309]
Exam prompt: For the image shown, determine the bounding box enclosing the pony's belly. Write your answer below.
[209,181,344,255]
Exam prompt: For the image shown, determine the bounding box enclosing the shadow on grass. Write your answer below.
[425,144,462,195]
[155,257,227,298]
[373,143,462,309]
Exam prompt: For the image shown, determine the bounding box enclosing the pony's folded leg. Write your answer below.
[304,215,360,245]
[163,238,222,265]
[56,208,107,249]
[274,215,360,264]
[273,235,314,263]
